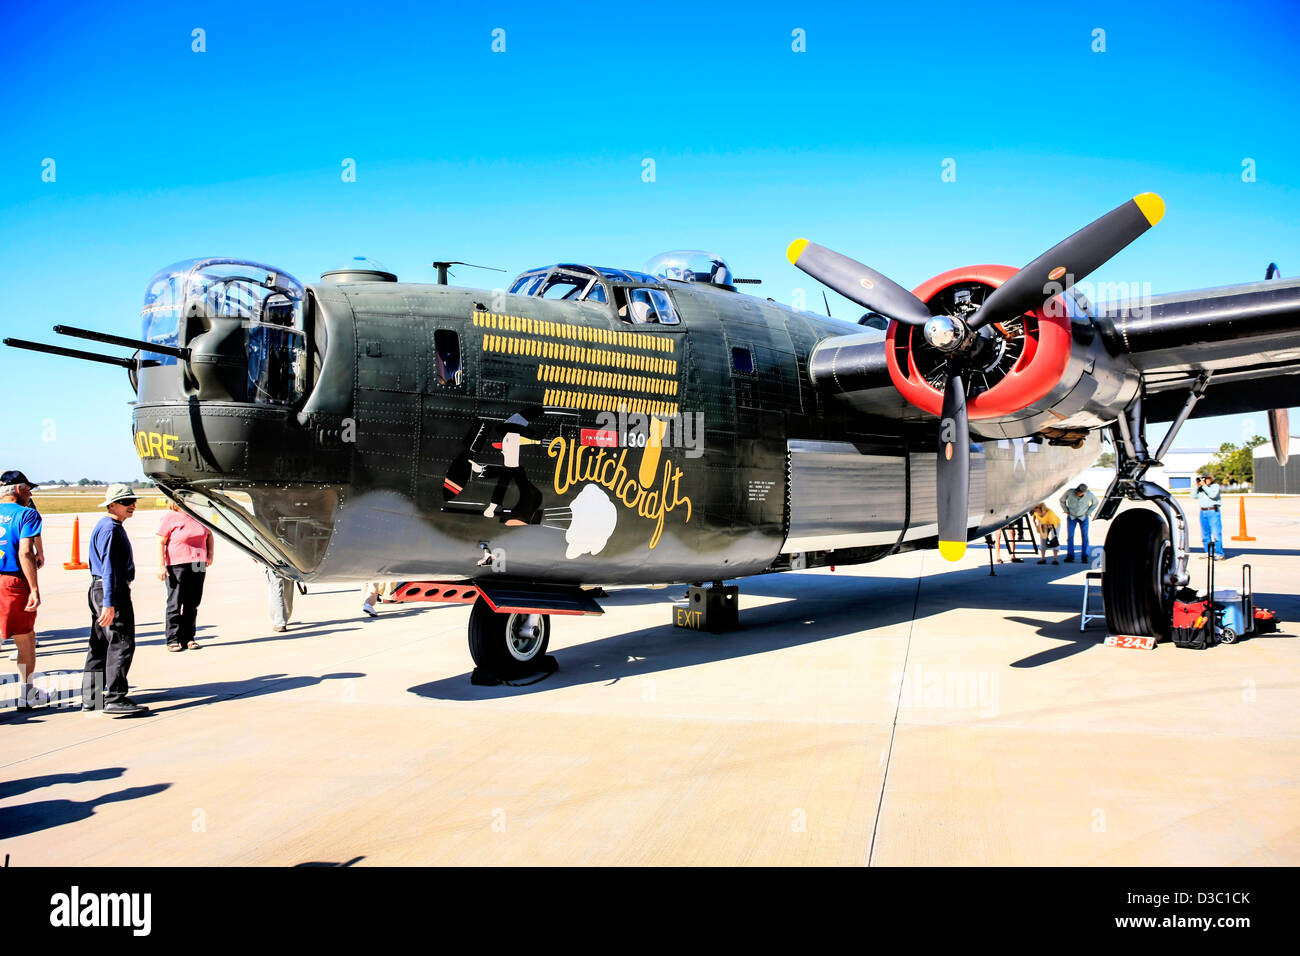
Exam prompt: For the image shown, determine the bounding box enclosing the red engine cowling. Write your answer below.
[884,265,1072,420]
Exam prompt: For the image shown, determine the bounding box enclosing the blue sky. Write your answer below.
[2,0,1298,480]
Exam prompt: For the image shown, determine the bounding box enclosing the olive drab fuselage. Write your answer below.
[130,274,1096,584]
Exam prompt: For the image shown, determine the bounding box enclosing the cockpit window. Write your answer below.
[509,272,546,296]
[626,289,656,324]
[507,264,673,320]
[540,273,591,300]
[647,289,679,325]
[617,287,680,325]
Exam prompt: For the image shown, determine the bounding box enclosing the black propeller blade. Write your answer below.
[937,371,970,561]
[786,239,934,325]
[968,193,1165,331]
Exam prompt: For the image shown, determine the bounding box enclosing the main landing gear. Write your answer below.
[1103,509,1176,640]
[1098,378,1209,641]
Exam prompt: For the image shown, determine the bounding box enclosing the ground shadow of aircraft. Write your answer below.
[28,608,442,664]
[407,565,1077,699]
[0,784,170,840]
[0,767,127,801]
[410,561,1300,700]
[134,672,365,713]
[295,856,366,867]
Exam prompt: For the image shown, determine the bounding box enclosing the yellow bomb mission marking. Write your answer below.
[134,430,180,462]
[548,438,691,550]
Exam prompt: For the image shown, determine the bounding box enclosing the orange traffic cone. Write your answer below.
[1230,496,1256,542]
[63,516,90,570]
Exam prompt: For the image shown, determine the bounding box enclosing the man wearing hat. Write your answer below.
[0,470,46,711]
[85,483,147,716]
[1058,482,1100,564]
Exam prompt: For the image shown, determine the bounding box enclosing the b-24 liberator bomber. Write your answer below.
[8,194,1300,679]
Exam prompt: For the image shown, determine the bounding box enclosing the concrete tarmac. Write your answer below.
[2,499,1297,865]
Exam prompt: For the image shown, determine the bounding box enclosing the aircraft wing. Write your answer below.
[1096,276,1300,423]
[805,276,1300,427]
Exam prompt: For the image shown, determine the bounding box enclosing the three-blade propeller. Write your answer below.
[788,193,1165,560]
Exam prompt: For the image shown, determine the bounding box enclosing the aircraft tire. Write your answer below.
[1103,509,1173,641]
[468,599,551,678]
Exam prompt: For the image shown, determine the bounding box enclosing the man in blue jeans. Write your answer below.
[1194,474,1226,558]
[85,484,147,716]
[1058,483,1099,563]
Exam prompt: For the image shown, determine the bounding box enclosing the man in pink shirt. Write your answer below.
[156,502,214,651]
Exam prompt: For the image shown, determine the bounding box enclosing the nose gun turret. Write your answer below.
[3,257,352,576]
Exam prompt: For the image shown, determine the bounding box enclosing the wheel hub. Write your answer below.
[507,614,544,661]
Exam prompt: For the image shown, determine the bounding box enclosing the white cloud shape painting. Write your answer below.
[565,484,618,559]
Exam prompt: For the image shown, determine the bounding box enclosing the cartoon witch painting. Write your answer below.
[443,407,543,526]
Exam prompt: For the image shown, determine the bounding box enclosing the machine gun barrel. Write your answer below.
[3,337,143,369]
[54,324,192,360]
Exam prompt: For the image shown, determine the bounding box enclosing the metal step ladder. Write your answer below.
[1081,571,1105,631]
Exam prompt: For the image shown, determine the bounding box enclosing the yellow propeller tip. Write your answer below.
[786,238,810,265]
[1133,192,1165,227]
[938,540,966,562]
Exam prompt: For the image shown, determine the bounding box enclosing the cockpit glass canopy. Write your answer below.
[644,250,732,286]
[509,265,605,301]
[141,258,305,364]
[540,272,593,300]
[508,264,666,304]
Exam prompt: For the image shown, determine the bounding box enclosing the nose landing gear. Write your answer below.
[468,600,555,684]
[460,584,604,685]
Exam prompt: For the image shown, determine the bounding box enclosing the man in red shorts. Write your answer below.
[0,469,45,712]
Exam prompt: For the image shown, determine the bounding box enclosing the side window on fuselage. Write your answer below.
[435,329,461,386]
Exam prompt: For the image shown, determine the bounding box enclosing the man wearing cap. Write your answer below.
[85,484,147,716]
[1058,482,1099,564]
[0,470,47,711]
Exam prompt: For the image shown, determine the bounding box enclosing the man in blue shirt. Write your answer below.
[0,469,45,711]
[1194,474,1226,558]
[85,483,147,716]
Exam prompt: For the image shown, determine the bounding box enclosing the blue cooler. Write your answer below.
[1214,590,1246,637]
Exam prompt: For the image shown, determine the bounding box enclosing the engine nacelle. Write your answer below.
[885,265,1138,440]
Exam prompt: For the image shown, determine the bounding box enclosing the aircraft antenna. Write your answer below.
[432,261,506,286]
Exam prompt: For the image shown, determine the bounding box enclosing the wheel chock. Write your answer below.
[470,655,559,687]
